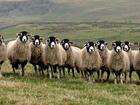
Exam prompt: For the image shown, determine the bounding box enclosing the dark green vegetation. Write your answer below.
[0,22,140,105]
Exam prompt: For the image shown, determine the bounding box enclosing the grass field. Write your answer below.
[0,22,140,105]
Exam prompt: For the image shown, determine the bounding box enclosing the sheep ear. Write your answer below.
[84,42,88,47]
[40,38,43,41]
[129,43,133,46]
[56,39,59,43]
[96,41,100,46]
[121,43,125,47]
[16,33,21,37]
[112,42,116,47]
[105,42,108,45]
[47,39,50,43]
[61,40,64,44]
[31,36,35,41]
[1,35,4,42]
[0,35,4,42]
[69,41,73,45]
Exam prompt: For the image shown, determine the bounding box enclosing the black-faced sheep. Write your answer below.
[108,41,130,84]
[42,36,67,79]
[96,40,111,82]
[61,39,81,77]
[80,41,102,82]
[122,41,135,83]
[0,35,7,77]
[7,31,31,76]
[29,35,46,76]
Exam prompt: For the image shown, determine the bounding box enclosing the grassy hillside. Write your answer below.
[0,22,140,105]
[0,0,140,26]
[2,22,140,46]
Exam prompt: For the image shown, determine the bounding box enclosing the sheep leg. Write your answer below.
[120,73,123,84]
[49,66,53,79]
[39,66,44,76]
[0,66,2,77]
[57,66,61,79]
[62,66,65,78]
[87,70,92,83]
[129,69,133,83]
[72,68,75,77]
[113,73,117,84]
[124,72,127,84]
[68,67,71,76]
[84,71,88,80]
[101,70,105,82]
[76,67,80,74]
[33,65,38,75]
[106,70,110,82]
[21,61,27,76]
[97,70,100,82]
[12,63,16,73]
[81,71,84,78]
[136,71,140,81]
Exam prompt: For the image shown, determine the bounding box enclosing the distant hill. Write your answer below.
[0,0,140,27]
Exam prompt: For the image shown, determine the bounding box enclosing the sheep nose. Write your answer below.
[100,44,105,49]
[51,42,55,48]
[116,46,121,52]
[35,40,39,46]
[65,43,69,49]
[22,36,27,42]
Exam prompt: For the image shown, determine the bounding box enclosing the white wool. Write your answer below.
[43,43,67,66]
[7,37,31,63]
[80,47,102,71]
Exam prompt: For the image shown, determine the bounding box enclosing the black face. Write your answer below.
[96,40,108,51]
[112,41,123,53]
[17,31,30,43]
[123,41,131,52]
[47,36,58,49]
[85,41,96,53]
[0,35,4,45]
[61,39,73,50]
[32,35,42,47]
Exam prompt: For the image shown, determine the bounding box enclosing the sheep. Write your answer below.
[29,35,47,76]
[107,41,130,84]
[122,41,135,83]
[0,35,7,77]
[7,31,31,76]
[61,39,81,77]
[42,36,67,79]
[96,40,111,82]
[80,41,102,82]
[130,45,140,82]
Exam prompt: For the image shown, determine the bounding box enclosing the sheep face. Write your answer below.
[47,36,58,49]
[97,40,108,51]
[85,42,96,54]
[0,35,4,45]
[123,41,132,52]
[61,39,73,50]
[32,35,42,47]
[112,41,123,53]
[17,31,30,43]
